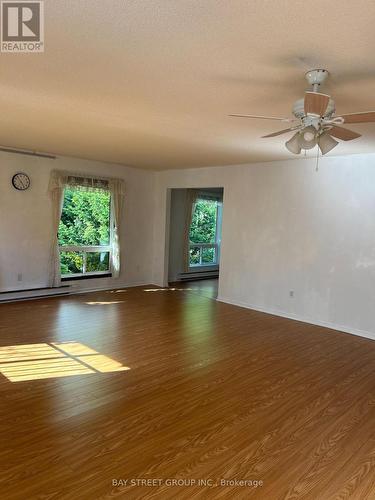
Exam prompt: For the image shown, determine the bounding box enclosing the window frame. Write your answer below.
[189,198,222,269]
[58,187,113,280]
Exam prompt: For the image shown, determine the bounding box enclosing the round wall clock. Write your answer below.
[12,172,31,191]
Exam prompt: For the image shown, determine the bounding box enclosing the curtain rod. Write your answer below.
[0,146,56,159]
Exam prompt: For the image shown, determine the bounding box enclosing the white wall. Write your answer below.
[0,151,155,293]
[152,154,375,339]
[168,189,187,281]
[2,148,375,340]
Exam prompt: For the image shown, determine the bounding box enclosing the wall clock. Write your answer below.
[12,172,31,191]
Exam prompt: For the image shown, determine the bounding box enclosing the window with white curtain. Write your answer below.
[58,186,112,278]
[48,171,125,286]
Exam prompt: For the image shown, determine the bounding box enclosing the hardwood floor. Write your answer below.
[169,278,219,299]
[1,285,375,499]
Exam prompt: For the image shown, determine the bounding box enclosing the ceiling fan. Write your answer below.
[229,69,375,155]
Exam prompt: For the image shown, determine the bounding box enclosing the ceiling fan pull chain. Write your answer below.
[315,144,320,172]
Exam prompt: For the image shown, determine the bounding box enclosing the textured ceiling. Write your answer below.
[1,0,375,169]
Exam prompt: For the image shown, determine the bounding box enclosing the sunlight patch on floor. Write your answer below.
[0,344,64,363]
[143,288,192,292]
[85,301,125,305]
[0,342,130,382]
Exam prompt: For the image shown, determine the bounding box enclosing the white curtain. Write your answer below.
[108,178,125,278]
[48,170,125,286]
[48,182,65,287]
[183,189,199,272]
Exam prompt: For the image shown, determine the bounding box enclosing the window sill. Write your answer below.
[61,273,112,282]
[188,264,219,269]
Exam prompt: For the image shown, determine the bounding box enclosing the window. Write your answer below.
[189,198,222,267]
[58,188,112,278]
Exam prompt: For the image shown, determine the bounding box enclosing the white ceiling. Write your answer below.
[1,0,375,170]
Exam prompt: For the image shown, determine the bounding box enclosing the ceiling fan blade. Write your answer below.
[262,127,298,138]
[304,91,330,116]
[341,111,375,124]
[229,114,295,122]
[328,125,361,141]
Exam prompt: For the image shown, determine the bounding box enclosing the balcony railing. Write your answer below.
[189,243,218,267]
[59,245,111,277]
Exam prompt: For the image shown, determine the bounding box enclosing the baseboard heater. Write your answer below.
[0,285,71,303]
[178,269,219,281]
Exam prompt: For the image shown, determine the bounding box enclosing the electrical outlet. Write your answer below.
[289,290,294,298]
[17,273,22,282]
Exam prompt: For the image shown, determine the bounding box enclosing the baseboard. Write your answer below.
[0,283,54,294]
[178,270,219,281]
[217,295,375,342]
[0,286,70,303]
[69,281,151,295]
[0,281,153,303]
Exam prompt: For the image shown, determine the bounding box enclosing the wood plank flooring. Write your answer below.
[168,278,219,299]
[1,284,375,499]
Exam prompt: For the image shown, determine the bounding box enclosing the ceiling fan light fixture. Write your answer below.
[318,132,339,155]
[303,130,315,142]
[285,132,301,154]
[299,126,317,149]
